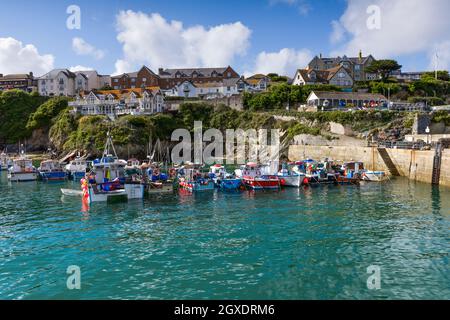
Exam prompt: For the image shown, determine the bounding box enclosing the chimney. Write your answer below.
[359,50,363,61]
[158,68,164,75]
[319,53,322,59]
[29,72,34,78]
[0,74,3,78]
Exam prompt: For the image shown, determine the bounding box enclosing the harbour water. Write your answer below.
[0,171,449,300]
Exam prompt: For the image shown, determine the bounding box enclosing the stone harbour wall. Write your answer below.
[288,145,450,187]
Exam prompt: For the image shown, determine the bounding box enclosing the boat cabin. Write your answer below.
[39,160,63,172]
[12,159,34,172]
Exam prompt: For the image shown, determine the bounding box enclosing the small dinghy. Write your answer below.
[61,189,83,197]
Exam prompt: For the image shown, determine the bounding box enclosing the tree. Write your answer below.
[365,59,402,82]
[421,71,450,82]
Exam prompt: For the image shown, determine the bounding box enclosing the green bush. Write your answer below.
[0,90,47,144]
[27,97,69,131]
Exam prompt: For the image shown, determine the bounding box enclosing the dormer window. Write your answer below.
[59,78,64,85]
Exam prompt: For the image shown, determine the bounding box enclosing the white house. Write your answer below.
[164,81,198,98]
[306,91,387,109]
[164,78,243,99]
[38,69,77,96]
[69,87,165,117]
[75,70,111,91]
[293,65,354,88]
[245,74,271,92]
[38,69,111,96]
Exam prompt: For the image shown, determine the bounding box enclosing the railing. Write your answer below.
[375,141,427,150]
[69,100,117,106]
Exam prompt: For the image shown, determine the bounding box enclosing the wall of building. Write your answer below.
[289,145,450,187]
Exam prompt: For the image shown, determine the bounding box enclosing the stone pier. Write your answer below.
[288,145,450,187]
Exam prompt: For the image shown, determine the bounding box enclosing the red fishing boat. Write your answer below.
[235,162,280,190]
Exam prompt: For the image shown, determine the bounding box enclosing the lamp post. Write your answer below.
[425,126,430,145]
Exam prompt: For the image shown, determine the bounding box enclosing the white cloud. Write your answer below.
[330,20,345,45]
[114,10,251,74]
[330,0,450,70]
[0,37,54,76]
[269,0,311,16]
[250,48,312,77]
[72,37,105,60]
[69,65,94,72]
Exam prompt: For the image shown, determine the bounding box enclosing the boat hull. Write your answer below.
[179,180,215,192]
[218,178,242,191]
[146,182,174,194]
[8,172,38,182]
[278,174,306,187]
[70,171,86,181]
[39,171,67,181]
[363,171,389,182]
[88,184,144,203]
[243,177,280,190]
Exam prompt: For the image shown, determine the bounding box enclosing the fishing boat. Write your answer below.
[303,159,339,185]
[178,165,215,192]
[278,162,308,187]
[362,170,389,182]
[65,157,88,181]
[209,164,242,191]
[8,153,38,182]
[86,132,144,203]
[236,163,280,190]
[125,158,141,175]
[144,163,174,194]
[336,161,363,185]
[61,188,83,197]
[0,152,12,171]
[38,160,67,181]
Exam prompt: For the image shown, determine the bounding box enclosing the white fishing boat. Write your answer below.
[278,163,307,187]
[61,188,84,197]
[362,170,390,182]
[87,132,144,203]
[125,158,140,170]
[65,157,88,181]
[8,153,38,182]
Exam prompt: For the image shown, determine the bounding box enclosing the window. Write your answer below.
[227,72,231,78]
[142,78,147,82]
[227,86,231,91]
[114,79,119,83]
[131,78,136,83]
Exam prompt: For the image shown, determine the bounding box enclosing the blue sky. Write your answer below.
[0,0,448,77]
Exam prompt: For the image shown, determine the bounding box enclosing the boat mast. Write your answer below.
[103,131,119,159]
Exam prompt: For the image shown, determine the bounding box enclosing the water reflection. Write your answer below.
[0,173,449,300]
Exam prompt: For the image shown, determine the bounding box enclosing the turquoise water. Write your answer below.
[0,171,449,300]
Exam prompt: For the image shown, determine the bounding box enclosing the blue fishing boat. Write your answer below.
[38,160,67,182]
[178,165,215,192]
[209,164,242,191]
